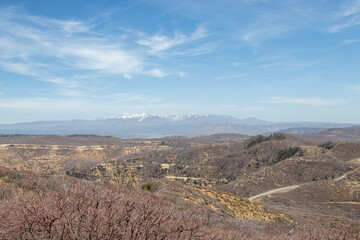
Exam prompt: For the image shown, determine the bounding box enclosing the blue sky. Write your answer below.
[0,0,359,124]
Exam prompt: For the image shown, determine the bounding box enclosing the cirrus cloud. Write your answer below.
[264,97,348,107]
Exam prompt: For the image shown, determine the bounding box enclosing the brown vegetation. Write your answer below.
[0,132,360,239]
[0,167,358,239]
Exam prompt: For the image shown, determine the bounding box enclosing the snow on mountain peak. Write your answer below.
[104,113,207,122]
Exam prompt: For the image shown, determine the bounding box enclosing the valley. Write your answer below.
[0,128,359,238]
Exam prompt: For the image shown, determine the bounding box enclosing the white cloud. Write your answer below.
[337,0,360,18]
[42,77,81,88]
[265,97,348,107]
[241,25,290,46]
[123,74,132,79]
[146,68,167,78]
[0,93,161,110]
[138,33,186,52]
[60,45,142,74]
[341,38,360,45]
[190,25,208,39]
[0,98,92,110]
[327,0,360,33]
[237,1,318,46]
[0,7,208,86]
[172,42,214,56]
[327,17,360,33]
[341,84,360,91]
[0,60,39,76]
[213,74,247,80]
[0,9,144,78]
[137,25,208,54]
[30,16,92,33]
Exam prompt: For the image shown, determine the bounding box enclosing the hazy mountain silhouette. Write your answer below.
[0,114,357,138]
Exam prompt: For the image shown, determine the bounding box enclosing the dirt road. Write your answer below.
[249,165,360,201]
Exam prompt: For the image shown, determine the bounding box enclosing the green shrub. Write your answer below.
[141,183,154,193]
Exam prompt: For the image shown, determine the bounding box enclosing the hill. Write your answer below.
[0,133,359,235]
[299,126,360,142]
[1,167,356,239]
[0,114,357,138]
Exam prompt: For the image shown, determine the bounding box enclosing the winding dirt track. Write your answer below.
[248,185,300,201]
[249,163,360,201]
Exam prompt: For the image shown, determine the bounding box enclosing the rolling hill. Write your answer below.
[0,132,359,236]
[0,114,357,138]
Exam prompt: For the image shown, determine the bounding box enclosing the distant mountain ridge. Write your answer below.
[298,126,360,142]
[0,113,358,138]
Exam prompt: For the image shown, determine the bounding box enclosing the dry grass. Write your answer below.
[0,167,358,239]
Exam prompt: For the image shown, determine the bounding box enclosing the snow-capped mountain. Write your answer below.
[0,114,356,138]
[104,113,207,122]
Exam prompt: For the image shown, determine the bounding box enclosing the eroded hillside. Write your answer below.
[0,133,359,232]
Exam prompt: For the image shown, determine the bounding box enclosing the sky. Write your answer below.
[0,0,359,124]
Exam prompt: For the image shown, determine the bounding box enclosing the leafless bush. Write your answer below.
[0,176,227,239]
[0,170,359,240]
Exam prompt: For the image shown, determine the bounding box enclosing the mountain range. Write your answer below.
[0,113,358,138]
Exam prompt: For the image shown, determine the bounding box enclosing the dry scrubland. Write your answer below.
[0,131,360,239]
[0,167,357,239]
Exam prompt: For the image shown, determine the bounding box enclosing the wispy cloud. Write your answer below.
[0,92,162,110]
[56,89,84,97]
[338,84,360,91]
[0,97,93,110]
[337,0,360,18]
[172,42,214,56]
[0,6,209,85]
[41,77,81,88]
[350,85,360,90]
[146,68,167,78]
[102,92,161,103]
[327,16,360,33]
[341,38,360,45]
[60,45,142,75]
[0,10,144,78]
[265,97,348,107]
[327,0,360,33]
[0,10,142,76]
[29,16,93,33]
[137,25,208,54]
[241,25,290,46]
[238,1,318,46]
[213,74,247,80]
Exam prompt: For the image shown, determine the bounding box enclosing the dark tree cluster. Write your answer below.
[246,133,286,149]
[318,141,335,150]
[273,147,303,165]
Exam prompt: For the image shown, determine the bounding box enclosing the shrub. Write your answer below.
[0,177,212,239]
[0,169,358,239]
[318,141,335,150]
[141,182,154,193]
[246,133,286,149]
[272,147,302,165]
